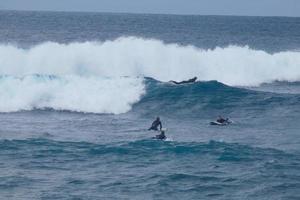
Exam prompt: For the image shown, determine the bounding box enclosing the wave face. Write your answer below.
[134,78,300,117]
[1,37,300,113]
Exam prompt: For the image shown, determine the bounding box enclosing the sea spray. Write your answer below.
[0,37,300,86]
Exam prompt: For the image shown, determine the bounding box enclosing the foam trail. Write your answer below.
[1,37,300,86]
[0,75,145,114]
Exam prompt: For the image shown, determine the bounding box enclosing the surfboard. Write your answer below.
[152,135,167,140]
[210,120,231,126]
[210,121,224,125]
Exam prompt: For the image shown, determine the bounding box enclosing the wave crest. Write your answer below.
[1,37,300,86]
[1,37,300,113]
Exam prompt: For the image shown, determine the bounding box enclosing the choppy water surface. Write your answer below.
[0,10,300,199]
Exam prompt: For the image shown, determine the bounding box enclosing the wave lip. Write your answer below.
[1,37,300,86]
[0,74,145,114]
[1,37,300,114]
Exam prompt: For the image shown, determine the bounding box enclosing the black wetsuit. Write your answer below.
[155,132,166,140]
[217,118,226,123]
[149,119,162,131]
[170,77,197,85]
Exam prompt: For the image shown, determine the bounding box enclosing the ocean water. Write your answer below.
[0,10,300,199]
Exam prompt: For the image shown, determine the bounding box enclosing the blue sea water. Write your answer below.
[0,10,300,199]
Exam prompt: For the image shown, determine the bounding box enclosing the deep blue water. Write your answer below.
[0,10,300,199]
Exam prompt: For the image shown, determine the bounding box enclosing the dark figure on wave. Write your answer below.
[148,117,162,131]
[210,116,231,126]
[217,116,227,123]
[170,77,197,85]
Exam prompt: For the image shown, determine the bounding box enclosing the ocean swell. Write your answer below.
[1,37,300,113]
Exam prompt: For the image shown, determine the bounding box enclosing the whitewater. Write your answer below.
[0,11,300,200]
[1,38,300,86]
[1,37,300,114]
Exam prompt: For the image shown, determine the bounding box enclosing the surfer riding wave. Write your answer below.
[170,77,197,85]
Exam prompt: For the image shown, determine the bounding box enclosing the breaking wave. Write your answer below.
[0,75,144,114]
[1,37,300,113]
[1,37,300,86]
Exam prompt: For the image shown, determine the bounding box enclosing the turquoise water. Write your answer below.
[0,10,300,199]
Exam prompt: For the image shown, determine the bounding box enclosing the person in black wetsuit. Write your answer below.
[148,117,162,131]
[170,77,197,85]
[217,116,227,123]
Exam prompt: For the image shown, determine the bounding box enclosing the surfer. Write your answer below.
[170,77,197,85]
[210,116,231,125]
[148,117,162,131]
[217,116,227,123]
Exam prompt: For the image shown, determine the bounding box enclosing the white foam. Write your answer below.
[0,75,145,114]
[1,37,300,86]
[1,37,300,113]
